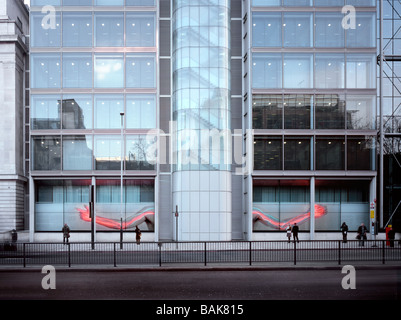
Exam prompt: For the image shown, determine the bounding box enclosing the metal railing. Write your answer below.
[0,240,400,268]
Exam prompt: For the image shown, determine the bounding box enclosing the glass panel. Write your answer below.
[315,54,345,89]
[315,0,344,5]
[346,0,375,6]
[126,135,156,170]
[315,12,344,47]
[252,53,282,89]
[283,0,312,5]
[254,137,282,170]
[252,12,282,47]
[126,95,156,129]
[126,0,156,5]
[126,12,156,47]
[284,137,311,170]
[31,0,60,5]
[283,53,312,88]
[346,12,375,48]
[316,137,345,170]
[62,12,92,47]
[95,0,124,5]
[31,95,61,130]
[31,11,61,47]
[346,95,376,130]
[62,95,93,130]
[284,94,312,129]
[35,180,63,232]
[94,54,124,88]
[94,136,122,170]
[62,53,93,88]
[283,12,312,47]
[63,0,92,5]
[94,13,124,47]
[252,95,283,129]
[252,0,281,6]
[126,54,156,88]
[347,136,375,170]
[315,94,345,130]
[63,136,93,171]
[346,54,376,89]
[94,95,124,129]
[32,136,61,171]
[31,54,61,88]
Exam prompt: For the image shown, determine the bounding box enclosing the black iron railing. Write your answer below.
[1,240,400,268]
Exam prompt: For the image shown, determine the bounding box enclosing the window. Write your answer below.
[32,136,61,171]
[63,0,92,5]
[315,54,345,89]
[62,12,92,47]
[252,0,281,6]
[346,95,376,130]
[346,12,376,48]
[284,137,311,170]
[252,53,282,89]
[347,136,376,170]
[252,12,281,47]
[315,137,345,170]
[94,136,122,170]
[126,95,156,129]
[126,0,156,5]
[31,11,61,47]
[94,54,124,88]
[62,53,92,88]
[252,95,283,129]
[346,0,375,7]
[126,135,156,170]
[31,95,61,130]
[315,13,344,47]
[284,95,312,129]
[95,0,124,5]
[95,13,124,47]
[283,54,312,88]
[254,137,282,170]
[31,54,61,89]
[126,54,156,88]
[283,0,312,5]
[283,12,312,47]
[346,54,376,89]
[126,12,156,47]
[62,95,93,130]
[315,94,346,130]
[94,95,124,129]
[63,136,93,171]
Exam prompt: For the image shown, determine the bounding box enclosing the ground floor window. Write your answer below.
[34,179,155,232]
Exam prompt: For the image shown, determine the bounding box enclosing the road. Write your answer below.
[0,267,400,301]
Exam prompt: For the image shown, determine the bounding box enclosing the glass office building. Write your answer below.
[27,0,379,241]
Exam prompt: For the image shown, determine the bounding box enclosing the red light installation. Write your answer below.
[252,204,327,230]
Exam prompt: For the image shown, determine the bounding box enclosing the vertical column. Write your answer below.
[310,177,315,240]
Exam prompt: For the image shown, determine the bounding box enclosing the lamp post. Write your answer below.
[120,112,124,250]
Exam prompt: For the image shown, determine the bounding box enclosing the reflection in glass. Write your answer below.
[31,12,61,47]
[62,53,92,88]
[94,54,124,88]
[316,137,345,170]
[254,137,282,170]
[252,53,282,89]
[62,95,93,130]
[126,135,156,170]
[32,136,61,171]
[346,54,376,88]
[315,54,345,89]
[95,13,124,47]
[252,12,281,47]
[126,95,156,129]
[346,95,376,130]
[63,136,93,171]
[284,137,311,170]
[315,13,344,47]
[31,95,61,130]
[284,95,312,129]
[347,136,375,170]
[315,95,345,130]
[31,54,61,88]
[94,136,122,170]
[283,54,312,88]
[126,54,156,88]
[346,12,376,48]
[283,12,312,47]
[95,95,124,129]
[62,12,93,47]
[252,95,283,129]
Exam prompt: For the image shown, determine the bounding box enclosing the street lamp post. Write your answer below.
[120,112,124,250]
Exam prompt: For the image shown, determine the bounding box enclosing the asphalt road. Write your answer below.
[0,267,400,301]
